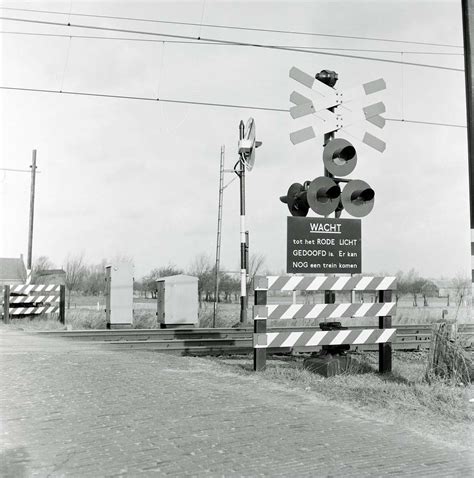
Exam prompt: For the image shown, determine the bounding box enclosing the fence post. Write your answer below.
[253,287,267,371]
[59,285,66,325]
[378,289,392,373]
[3,285,10,324]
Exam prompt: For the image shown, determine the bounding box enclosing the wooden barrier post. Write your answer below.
[378,289,392,373]
[253,287,267,371]
[3,285,10,324]
[59,285,66,325]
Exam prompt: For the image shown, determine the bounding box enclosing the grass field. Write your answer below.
[2,293,471,331]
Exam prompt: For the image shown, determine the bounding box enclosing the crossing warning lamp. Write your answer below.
[280,137,375,218]
[341,179,375,217]
[306,177,341,216]
[323,138,357,177]
[285,66,386,219]
[280,182,309,217]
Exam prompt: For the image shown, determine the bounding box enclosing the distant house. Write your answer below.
[432,279,455,298]
[34,269,66,285]
[0,256,27,286]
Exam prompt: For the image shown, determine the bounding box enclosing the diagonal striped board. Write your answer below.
[254,328,396,349]
[254,275,396,292]
[10,284,61,294]
[3,284,63,317]
[10,305,60,315]
[9,294,60,304]
[254,302,396,320]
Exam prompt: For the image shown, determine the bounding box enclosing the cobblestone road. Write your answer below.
[0,330,472,477]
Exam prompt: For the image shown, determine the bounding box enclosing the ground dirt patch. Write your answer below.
[203,350,474,451]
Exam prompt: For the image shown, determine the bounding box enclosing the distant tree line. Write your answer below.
[32,252,267,308]
[395,269,470,307]
[32,255,470,309]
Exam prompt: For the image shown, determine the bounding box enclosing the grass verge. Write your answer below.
[204,350,473,449]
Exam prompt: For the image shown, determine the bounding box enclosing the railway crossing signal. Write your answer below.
[236,118,262,324]
[288,66,387,152]
[281,67,384,218]
[238,117,262,171]
[280,138,376,218]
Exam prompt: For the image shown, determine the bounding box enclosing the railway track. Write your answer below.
[36,324,474,355]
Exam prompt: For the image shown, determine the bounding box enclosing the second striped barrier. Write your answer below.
[253,275,397,372]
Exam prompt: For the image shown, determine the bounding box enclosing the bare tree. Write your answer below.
[32,256,55,282]
[64,253,86,309]
[141,264,184,298]
[451,274,471,308]
[33,255,55,272]
[421,280,438,306]
[188,253,213,304]
[247,253,266,293]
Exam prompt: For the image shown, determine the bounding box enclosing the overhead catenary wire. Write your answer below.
[0,30,465,55]
[0,5,464,49]
[0,167,42,173]
[0,16,464,72]
[0,85,466,129]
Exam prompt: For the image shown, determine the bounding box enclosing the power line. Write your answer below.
[0,167,41,173]
[0,5,463,49]
[0,85,287,112]
[385,117,466,128]
[0,17,464,72]
[0,30,464,55]
[0,85,466,129]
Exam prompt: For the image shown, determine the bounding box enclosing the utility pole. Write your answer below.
[27,149,37,281]
[213,145,225,328]
[238,120,248,324]
[462,0,474,306]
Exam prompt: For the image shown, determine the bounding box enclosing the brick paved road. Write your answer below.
[0,330,472,477]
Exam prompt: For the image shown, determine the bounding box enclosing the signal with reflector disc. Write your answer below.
[323,138,357,177]
[307,176,341,216]
[341,179,375,217]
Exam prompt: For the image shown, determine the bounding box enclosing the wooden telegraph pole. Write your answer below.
[27,149,37,281]
[462,1,474,307]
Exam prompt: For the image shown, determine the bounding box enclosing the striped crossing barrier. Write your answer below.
[252,275,396,373]
[10,284,61,294]
[254,328,396,349]
[2,284,65,323]
[254,275,397,292]
[254,302,396,320]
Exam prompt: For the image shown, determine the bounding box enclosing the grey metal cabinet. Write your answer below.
[105,262,134,329]
[156,275,198,328]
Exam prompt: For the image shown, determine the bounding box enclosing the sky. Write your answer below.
[0,0,470,280]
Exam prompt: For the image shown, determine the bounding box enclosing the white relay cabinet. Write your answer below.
[156,275,198,328]
[105,262,134,329]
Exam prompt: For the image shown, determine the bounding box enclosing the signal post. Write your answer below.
[266,66,394,374]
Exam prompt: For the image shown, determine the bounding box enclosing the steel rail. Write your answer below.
[34,324,473,354]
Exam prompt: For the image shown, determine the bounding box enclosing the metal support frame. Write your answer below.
[3,285,10,323]
[213,145,225,328]
[378,289,392,373]
[253,288,267,371]
[59,285,66,324]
